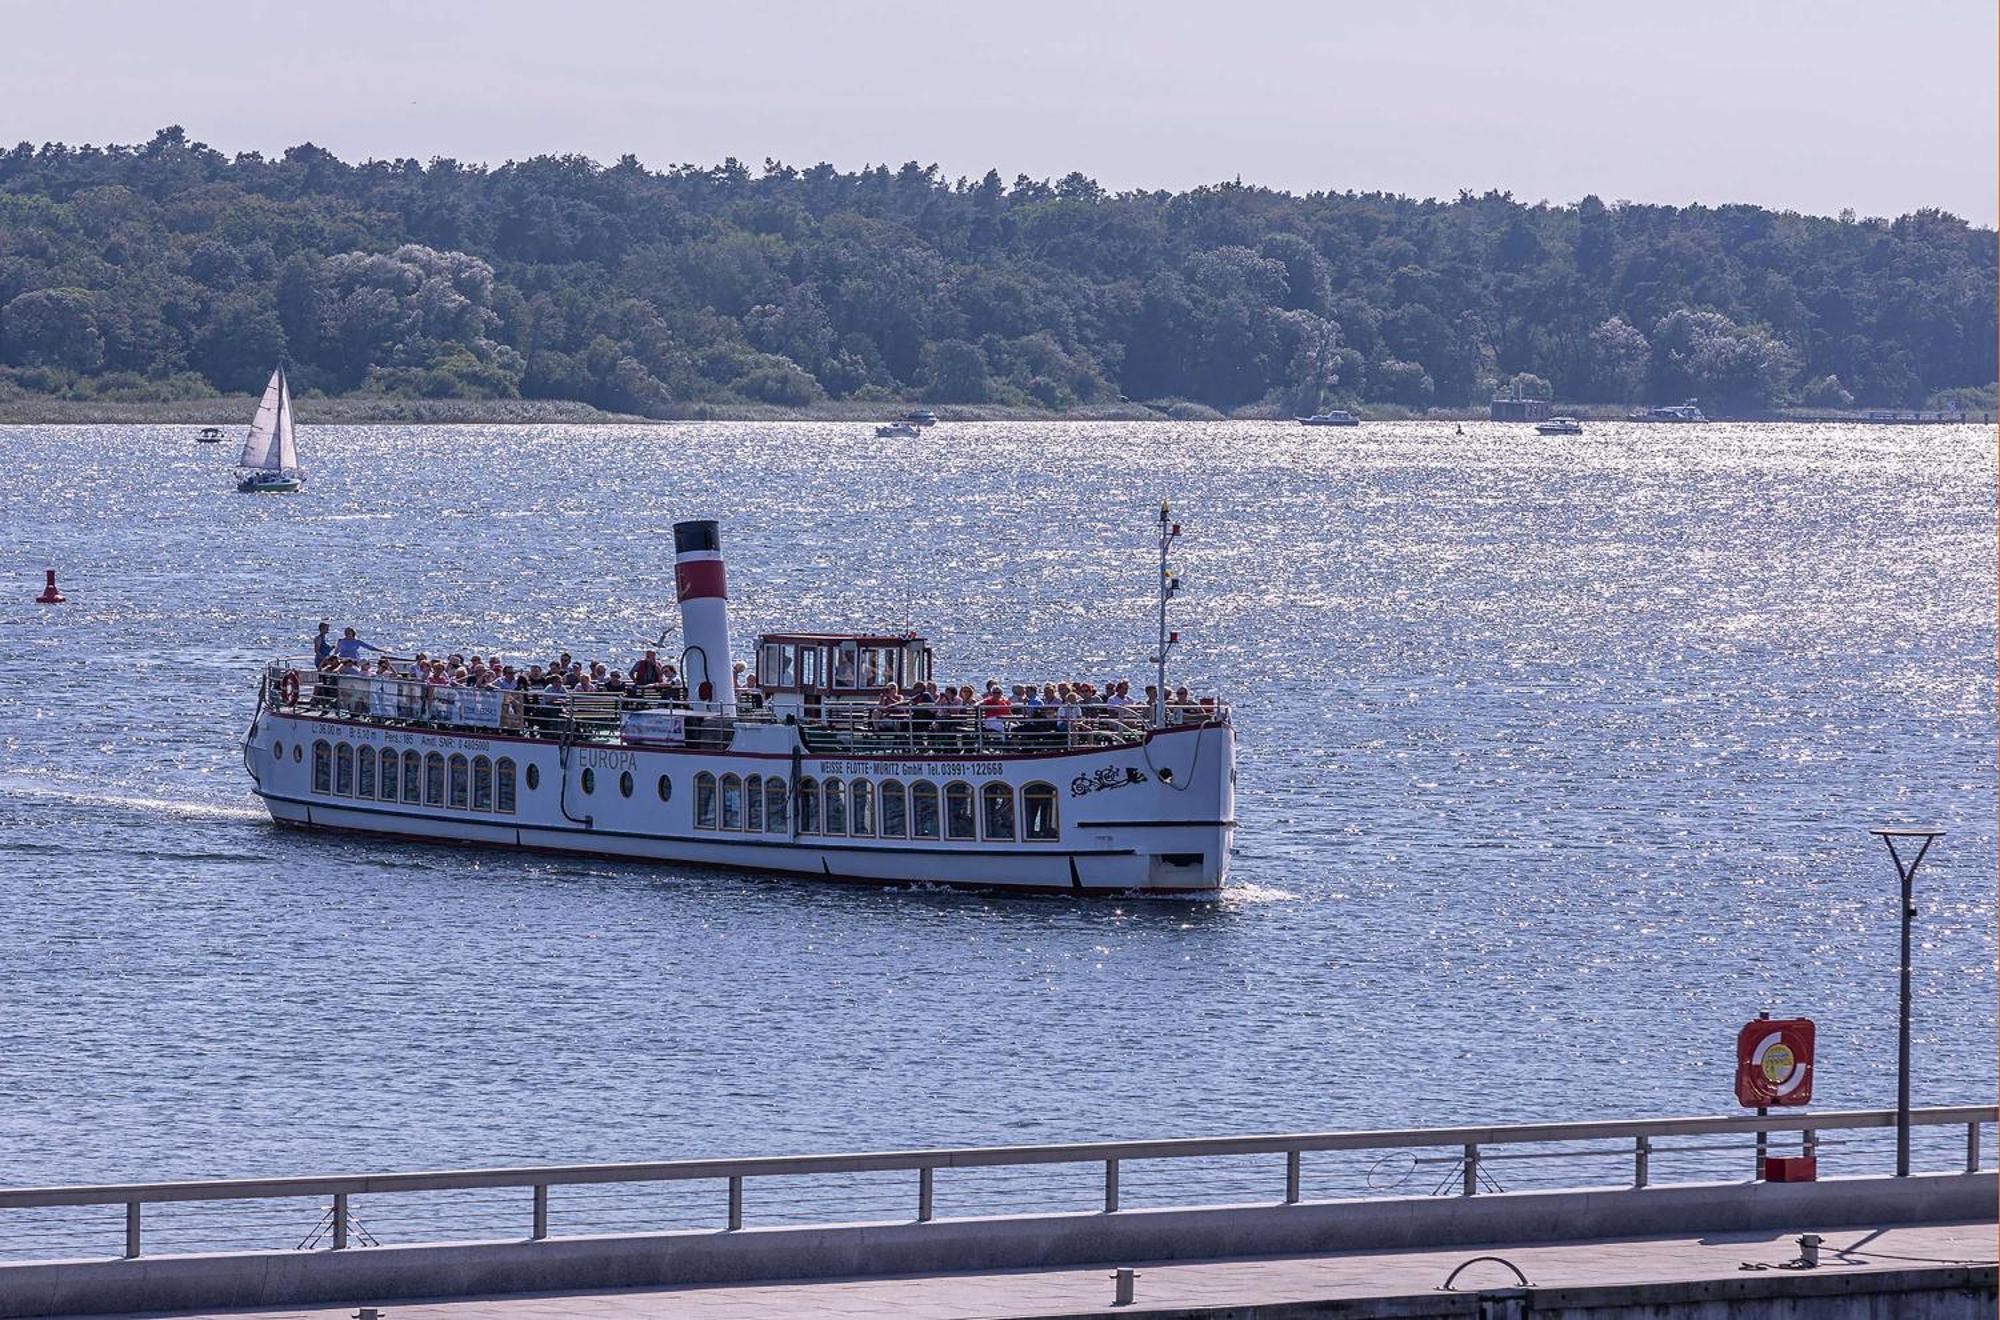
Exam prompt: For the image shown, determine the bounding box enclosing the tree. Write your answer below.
[1,288,102,370]
[0,130,1987,414]
[1372,358,1434,405]
[191,296,287,392]
[1282,310,1343,410]
[920,339,990,402]
[1589,316,1650,403]
[1650,309,1800,414]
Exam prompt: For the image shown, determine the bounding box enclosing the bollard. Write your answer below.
[354,1309,383,1320]
[1110,1267,1139,1305]
[1797,1233,1822,1268]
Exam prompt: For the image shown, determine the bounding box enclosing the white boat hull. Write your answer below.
[242,711,1235,895]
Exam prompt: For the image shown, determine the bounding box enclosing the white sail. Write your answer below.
[239,366,297,471]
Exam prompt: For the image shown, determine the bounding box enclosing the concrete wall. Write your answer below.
[0,1172,1991,1318]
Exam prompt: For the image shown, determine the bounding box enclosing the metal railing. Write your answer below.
[259,659,1228,757]
[1,1106,1988,1264]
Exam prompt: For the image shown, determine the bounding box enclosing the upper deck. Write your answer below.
[261,658,1228,760]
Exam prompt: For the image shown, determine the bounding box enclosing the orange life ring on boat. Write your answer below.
[279,671,301,706]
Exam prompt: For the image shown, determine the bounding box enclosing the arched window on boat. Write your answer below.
[403,750,423,803]
[1023,781,1059,840]
[910,780,940,840]
[823,777,847,834]
[944,781,976,840]
[721,774,744,829]
[796,776,819,833]
[378,747,399,802]
[981,782,1016,841]
[765,776,789,832]
[849,780,875,837]
[356,746,375,799]
[425,752,446,806]
[694,772,718,830]
[312,740,332,793]
[448,754,469,809]
[496,757,517,814]
[472,756,493,811]
[334,743,355,796]
[879,780,907,838]
[745,776,764,831]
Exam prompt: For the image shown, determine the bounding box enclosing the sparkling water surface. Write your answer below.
[0,421,1994,1210]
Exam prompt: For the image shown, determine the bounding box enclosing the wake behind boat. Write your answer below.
[240,510,1235,894]
[236,364,303,493]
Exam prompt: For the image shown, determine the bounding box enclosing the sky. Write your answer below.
[1,0,1994,224]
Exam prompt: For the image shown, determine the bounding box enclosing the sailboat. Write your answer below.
[235,364,303,493]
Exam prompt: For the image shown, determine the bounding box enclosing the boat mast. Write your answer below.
[1153,499,1181,725]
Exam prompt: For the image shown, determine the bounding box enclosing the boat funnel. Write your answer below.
[673,519,736,715]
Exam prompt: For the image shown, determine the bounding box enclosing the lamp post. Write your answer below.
[1870,827,1943,1178]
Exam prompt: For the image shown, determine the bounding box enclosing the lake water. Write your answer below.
[0,420,1993,1243]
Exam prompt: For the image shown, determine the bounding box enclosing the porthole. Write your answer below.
[657,774,672,802]
[581,767,596,795]
[292,744,303,763]
[525,763,541,791]
[272,741,284,760]
[619,770,634,798]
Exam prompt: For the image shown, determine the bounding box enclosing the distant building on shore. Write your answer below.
[1489,386,1553,422]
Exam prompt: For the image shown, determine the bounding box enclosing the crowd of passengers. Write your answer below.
[304,624,1219,739]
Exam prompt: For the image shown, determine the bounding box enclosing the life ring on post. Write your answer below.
[279,671,301,706]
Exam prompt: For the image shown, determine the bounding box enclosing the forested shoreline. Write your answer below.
[0,127,1993,419]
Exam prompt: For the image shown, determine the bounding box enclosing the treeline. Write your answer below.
[0,126,1993,416]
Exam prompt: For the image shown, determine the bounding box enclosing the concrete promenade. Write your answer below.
[57,1221,1999,1318]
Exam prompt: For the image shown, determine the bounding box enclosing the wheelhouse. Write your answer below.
[756,632,934,713]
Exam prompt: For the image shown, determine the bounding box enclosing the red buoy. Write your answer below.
[34,568,65,605]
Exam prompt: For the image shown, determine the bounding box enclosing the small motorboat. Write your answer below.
[196,426,223,443]
[1296,409,1360,427]
[235,363,304,494]
[900,410,939,427]
[1535,416,1584,436]
[876,421,922,439]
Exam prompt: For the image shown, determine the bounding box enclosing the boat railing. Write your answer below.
[258,660,1229,758]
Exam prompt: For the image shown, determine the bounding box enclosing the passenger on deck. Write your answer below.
[979,683,1011,735]
[630,650,664,689]
[335,627,389,664]
[1056,686,1082,739]
[314,621,335,668]
[872,684,908,732]
[910,683,938,740]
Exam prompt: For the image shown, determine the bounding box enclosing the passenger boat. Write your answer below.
[1627,399,1708,423]
[240,511,1235,894]
[901,409,939,427]
[1535,416,1584,435]
[1296,409,1360,427]
[235,364,304,493]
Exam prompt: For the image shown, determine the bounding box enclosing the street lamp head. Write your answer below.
[1871,828,1944,883]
